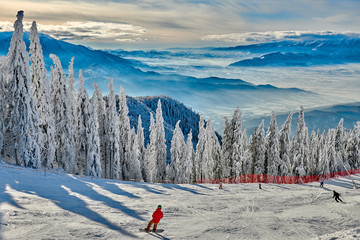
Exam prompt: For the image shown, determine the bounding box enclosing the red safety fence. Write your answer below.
[197,168,360,184]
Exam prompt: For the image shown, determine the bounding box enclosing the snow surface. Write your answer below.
[1,163,360,240]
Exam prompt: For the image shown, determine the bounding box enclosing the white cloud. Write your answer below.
[0,20,147,42]
[202,30,360,44]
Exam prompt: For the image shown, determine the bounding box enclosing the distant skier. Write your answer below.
[259,182,262,190]
[332,190,343,203]
[146,205,163,232]
[219,180,223,189]
[320,181,324,188]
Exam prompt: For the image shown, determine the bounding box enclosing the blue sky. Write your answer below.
[0,0,359,49]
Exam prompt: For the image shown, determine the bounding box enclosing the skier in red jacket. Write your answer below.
[146,205,163,232]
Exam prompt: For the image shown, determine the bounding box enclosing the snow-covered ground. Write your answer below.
[1,164,360,240]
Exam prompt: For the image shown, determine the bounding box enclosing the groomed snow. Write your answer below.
[1,163,359,240]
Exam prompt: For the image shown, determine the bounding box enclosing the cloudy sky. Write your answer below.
[0,0,359,49]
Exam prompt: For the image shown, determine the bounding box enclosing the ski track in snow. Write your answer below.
[0,164,360,240]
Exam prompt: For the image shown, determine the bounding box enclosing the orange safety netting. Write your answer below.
[197,168,360,184]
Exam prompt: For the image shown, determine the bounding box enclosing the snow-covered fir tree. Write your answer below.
[146,112,157,182]
[136,115,147,181]
[75,70,90,174]
[252,120,266,177]
[221,116,232,178]
[346,121,360,169]
[129,127,143,181]
[291,106,309,177]
[105,78,121,179]
[155,100,167,182]
[67,57,77,128]
[203,119,222,179]
[266,112,281,179]
[0,73,4,158]
[334,119,350,171]
[92,82,107,177]
[279,112,293,176]
[50,54,75,172]
[4,11,41,168]
[118,86,131,180]
[308,130,320,175]
[318,132,330,177]
[86,97,102,178]
[194,115,206,181]
[231,108,244,178]
[181,130,194,183]
[168,120,185,182]
[29,20,56,169]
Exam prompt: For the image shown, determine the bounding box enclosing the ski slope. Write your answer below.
[0,163,359,240]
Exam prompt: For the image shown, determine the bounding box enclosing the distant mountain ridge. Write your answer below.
[220,38,360,67]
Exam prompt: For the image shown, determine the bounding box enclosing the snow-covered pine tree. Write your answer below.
[146,112,157,182]
[118,86,131,180]
[76,70,90,174]
[308,130,319,175]
[169,120,185,183]
[182,130,194,183]
[346,121,360,169]
[29,20,56,169]
[194,115,206,181]
[155,100,167,182]
[86,97,102,178]
[252,120,266,177]
[50,54,75,172]
[279,112,293,176]
[318,131,330,177]
[326,129,339,174]
[0,73,4,158]
[105,77,121,179]
[136,115,147,181]
[334,119,349,171]
[203,119,221,179]
[67,57,77,128]
[129,127,143,181]
[291,106,308,177]
[92,82,107,177]
[4,11,41,168]
[221,116,232,178]
[266,112,281,180]
[231,108,244,178]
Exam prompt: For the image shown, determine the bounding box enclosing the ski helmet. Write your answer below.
[157,205,162,209]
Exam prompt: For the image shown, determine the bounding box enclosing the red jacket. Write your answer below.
[152,208,163,223]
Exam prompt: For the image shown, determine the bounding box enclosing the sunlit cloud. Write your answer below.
[0,20,147,42]
[202,30,360,44]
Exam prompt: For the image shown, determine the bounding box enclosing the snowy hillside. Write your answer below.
[1,163,360,240]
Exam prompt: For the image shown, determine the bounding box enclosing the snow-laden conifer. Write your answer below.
[0,73,4,158]
[76,70,90,174]
[334,119,349,171]
[169,120,185,182]
[155,100,167,182]
[203,119,221,179]
[146,112,157,182]
[266,112,281,179]
[252,120,266,177]
[92,82,106,177]
[87,97,102,178]
[182,130,194,183]
[346,121,360,169]
[279,113,293,176]
[50,54,75,172]
[29,21,56,168]
[308,130,319,175]
[136,115,147,181]
[105,77,121,179]
[291,106,308,177]
[129,127,143,181]
[194,115,206,181]
[67,57,77,127]
[221,116,232,178]
[231,108,244,177]
[118,86,131,180]
[4,11,41,168]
